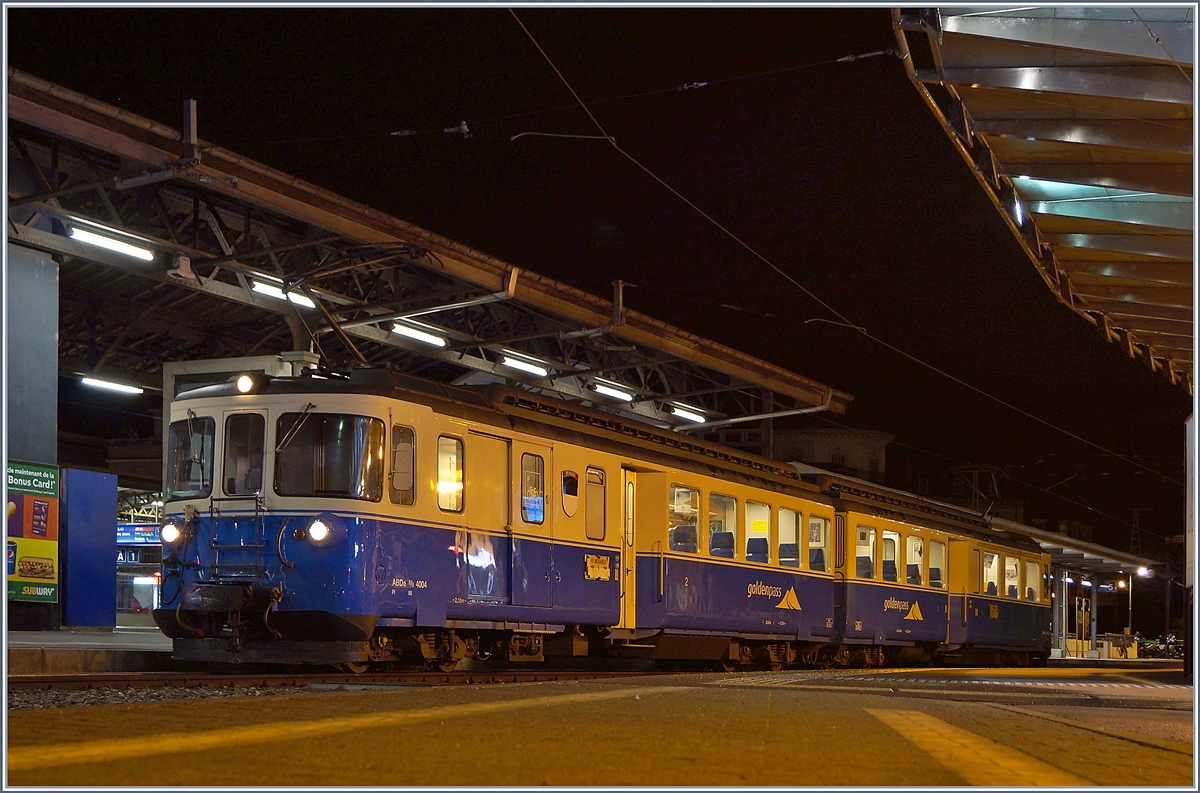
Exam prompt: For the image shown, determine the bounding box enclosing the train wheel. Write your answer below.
[716,659,740,673]
[342,661,370,674]
[431,658,460,672]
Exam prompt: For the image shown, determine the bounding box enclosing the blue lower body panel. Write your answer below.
[838,581,949,645]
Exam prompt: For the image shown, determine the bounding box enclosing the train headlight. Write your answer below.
[303,514,345,548]
[308,520,330,543]
[236,375,254,393]
[160,520,184,546]
[228,371,271,394]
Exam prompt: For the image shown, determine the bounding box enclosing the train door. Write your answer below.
[465,431,510,603]
[621,469,637,629]
[946,538,972,645]
[512,439,554,608]
[832,514,847,635]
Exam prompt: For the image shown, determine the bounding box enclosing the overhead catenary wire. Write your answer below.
[507,8,1185,489]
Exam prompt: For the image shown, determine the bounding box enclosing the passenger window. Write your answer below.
[778,508,801,568]
[1042,563,1050,600]
[668,484,699,553]
[745,501,770,563]
[982,552,1000,596]
[708,494,737,558]
[855,526,876,579]
[436,436,464,512]
[390,425,415,506]
[223,413,264,495]
[585,468,605,540]
[882,530,899,582]
[1025,560,1039,602]
[809,515,829,571]
[906,535,924,586]
[520,454,545,524]
[561,471,579,517]
[928,540,945,588]
[1004,556,1020,598]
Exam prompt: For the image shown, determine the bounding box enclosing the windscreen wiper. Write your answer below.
[276,402,317,453]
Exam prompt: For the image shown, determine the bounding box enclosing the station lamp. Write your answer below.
[500,352,549,377]
[593,380,633,402]
[250,279,317,308]
[69,223,156,262]
[670,404,706,423]
[81,376,144,395]
[392,321,447,347]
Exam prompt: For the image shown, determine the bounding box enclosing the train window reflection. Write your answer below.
[745,501,770,563]
[882,530,899,582]
[437,436,464,512]
[167,416,214,500]
[906,535,924,586]
[708,494,737,558]
[669,485,699,553]
[982,552,1001,596]
[778,508,800,567]
[855,526,876,579]
[224,413,265,496]
[1025,560,1039,601]
[561,471,579,518]
[928,540,945,588]
[809,515,829,571]
[521,454,545,524]
[275,413,385,501]
[585,468,605,540]
[390,425,416,506]
[1004,556,1020,598]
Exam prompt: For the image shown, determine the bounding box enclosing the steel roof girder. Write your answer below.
[1071,284,1191,309]
[996,162,1193,197]
[1061,260,1193,286]
[972,118,1192,156]
[1029,201,1194,232]
[940,16,1195,66]
[937,65,1194,105]
[1042,233,1192,261]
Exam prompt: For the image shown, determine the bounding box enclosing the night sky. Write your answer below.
[8,8,1192,554]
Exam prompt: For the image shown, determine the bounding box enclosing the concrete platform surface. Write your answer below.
[7,628,173,674]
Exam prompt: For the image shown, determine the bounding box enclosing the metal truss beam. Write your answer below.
[1042,233,1192,261]
[923,65,1193,105]
[941,16,1194,66]
[996,162,1192,197]
[1029,201,1192,232]
[974,119,1192,156]
[1060,260,1192,286]
[1071,284,1191,309]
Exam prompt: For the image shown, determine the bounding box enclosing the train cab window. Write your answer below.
[561,471,579,518]
[855,526,876,579]
[1024,560,1039,602]
[745,501,770,563]
[1004,556,1020,598]
[809,515,829,571]
[390,425,416,506]
[275,413,385,501]
[437,436,464,512]
[982,552,1000,596]
[708,494,737,558]
[668,485,699,553]
[167,415,215,500]
[906,535,924,586]
[778,508,800,567]
[928,540,945,588]
[1042,564,1050,601]
[881,530,899,582]
[585,468,605,541]
[223,413,264,496]
[520,454,545,524]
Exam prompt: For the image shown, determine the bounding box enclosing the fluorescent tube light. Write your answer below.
[392,323,446,347]
[593,383,633,402]
[501,356,548,377]
[671,405,706,423]
[82,377,144,394]
[69,227,155,261]
[251,280,316,309]
[132,576,159,586]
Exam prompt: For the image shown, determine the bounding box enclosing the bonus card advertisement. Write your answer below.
[7,461,60,602]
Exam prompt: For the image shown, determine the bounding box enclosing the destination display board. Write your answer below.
[7,461,60,602]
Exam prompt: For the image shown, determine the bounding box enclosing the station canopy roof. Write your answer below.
[894,6,1194,395]
[6,68,852,430]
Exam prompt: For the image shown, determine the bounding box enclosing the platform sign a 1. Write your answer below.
[6,461,59,603]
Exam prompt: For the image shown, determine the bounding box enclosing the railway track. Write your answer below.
[7,668,667,692]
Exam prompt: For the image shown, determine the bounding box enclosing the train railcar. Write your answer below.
[153,366,1050,670]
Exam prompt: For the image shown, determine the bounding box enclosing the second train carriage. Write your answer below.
[153,366,1051,669]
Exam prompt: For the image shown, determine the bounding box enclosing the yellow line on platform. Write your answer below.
[865,708,1092,786]
[9,685,686,771]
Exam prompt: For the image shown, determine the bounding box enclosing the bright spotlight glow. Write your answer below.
[392,323,447,347]
[69,227,155,261]
[501,356,548,377]
[1137,567,1151,577]
[1064,576,1075,584]
[671,405,706,423]
[1081,579,1092,587]
[307,520,330,543]
[160,522,182,545]
[1118,580,1126,589]
[436,481,464,494]
[593,383,633,401]
[132,576,159,586]
[1012,200,1023,225]
[82,377,143,394]
[236,375,254,393]
[251,280,316,308]
[1018,174,1031,180]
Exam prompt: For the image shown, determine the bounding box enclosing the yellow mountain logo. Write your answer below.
[904,602,924,621]
[775,587,802,610]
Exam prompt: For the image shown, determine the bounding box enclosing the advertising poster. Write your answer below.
[7,461,59,603]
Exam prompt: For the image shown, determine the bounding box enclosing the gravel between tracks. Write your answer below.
[7,685,316,711]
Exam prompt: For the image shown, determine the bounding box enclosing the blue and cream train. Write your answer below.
[153,367,1052,670]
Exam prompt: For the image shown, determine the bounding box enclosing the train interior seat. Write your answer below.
[986,582,998,596]
[856,556,874,578]
[1008,585,1018,598]
[810,548,826,571]
[906,563,921,586]
[746,537,769,563]
[882,559,898,581]
[928,568,942,588]
[1026,587,1035,601]
[670,524,698,553]
[778,543,799,567]
[710,531,735,558]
